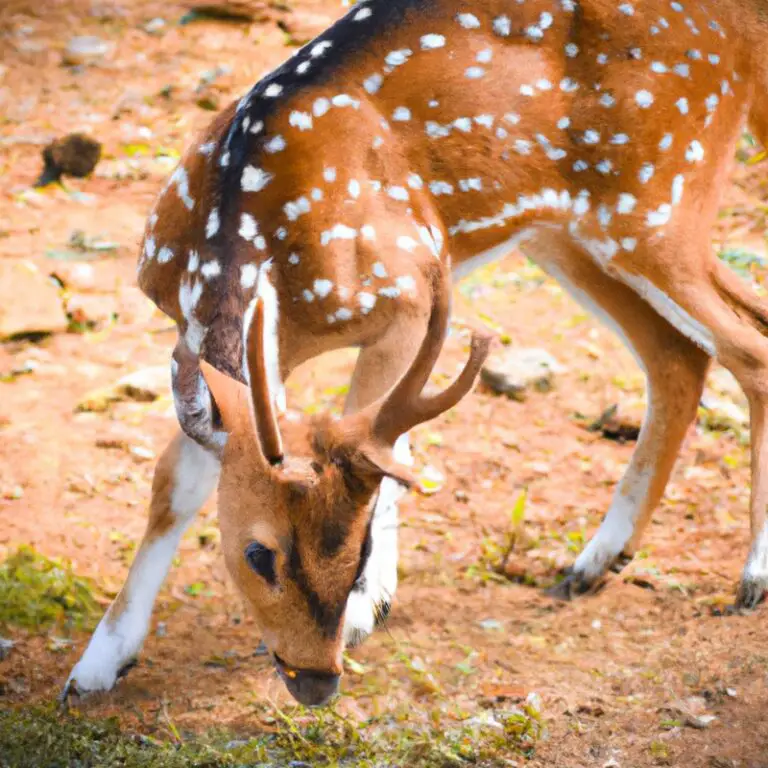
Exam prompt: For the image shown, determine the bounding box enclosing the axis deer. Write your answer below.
[64,0,768,706]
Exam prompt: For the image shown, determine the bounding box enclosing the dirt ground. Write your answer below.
[2,1,768,766]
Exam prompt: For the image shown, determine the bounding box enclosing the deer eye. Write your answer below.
[245,542,277,585]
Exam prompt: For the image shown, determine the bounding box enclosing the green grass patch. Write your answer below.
[0,701,543,768]
[0,546,104,632]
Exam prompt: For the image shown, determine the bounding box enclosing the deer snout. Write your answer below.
[274,653,341,707]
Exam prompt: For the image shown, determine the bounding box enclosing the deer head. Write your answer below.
[200,275,490,706]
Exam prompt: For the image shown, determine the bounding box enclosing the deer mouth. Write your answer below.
[273,653,341,707]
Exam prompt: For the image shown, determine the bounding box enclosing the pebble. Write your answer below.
[62,36,111,66]
[481,348,565,401]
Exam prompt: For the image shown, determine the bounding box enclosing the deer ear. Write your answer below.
[348,442,415,490]
[199,360,253,436]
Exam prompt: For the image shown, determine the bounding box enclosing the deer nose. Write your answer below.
[274,655,341,707]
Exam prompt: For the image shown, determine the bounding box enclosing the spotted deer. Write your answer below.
[64,0,768,707]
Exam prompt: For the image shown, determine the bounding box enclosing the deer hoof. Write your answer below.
[733,580,767,613]
[545,567,598,601]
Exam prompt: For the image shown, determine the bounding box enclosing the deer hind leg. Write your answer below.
[62,431,220,699]
[341,311,428,647]
[523,238,711,598]
[636,255,768,610]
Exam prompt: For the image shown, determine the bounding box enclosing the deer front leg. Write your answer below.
[528,244,710,599]
[341,314,427,646]
[344,435,412,646]
[61,432,220,699]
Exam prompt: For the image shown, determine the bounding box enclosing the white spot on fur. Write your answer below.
[265,135,287,154]
[205,209,220,239]
[201,260,221,280]
[364,74,383,94]
[456,13,480,29]
[321,224,357,245]
[242,166,273,192]
[686,140,704,162]
[617,193,637,214]
[421,34,445,49]
[635,90,654,108]
[239,213,258,241]
[289,111,313,131]
[241,263,258,289]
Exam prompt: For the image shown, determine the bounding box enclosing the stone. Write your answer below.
[115,366,171,401]
[50,262,96,292]
[66,293,116,329]
[62,36,112,67]
[0,260,68,339]
[77,366,171,412]
[699,395,748,434]
[481,348,565,401]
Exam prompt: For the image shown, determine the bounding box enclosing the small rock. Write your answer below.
[130,446,156,462]
[699,395,748,433]
[144,18,167,35]
[2,486,24,501]
[0,260,68,339]
[62,35,111,66]
[481,348,565,401]
[684,713,717,730]
[51,262,96,292]
[117,366,171,401]
[77,366,171,412]
[0,638,14,660]
[156,622,167,638]
[66,293,116,329]
[479,619,503,631]
[589,400,643,442]
[454,489,469,503]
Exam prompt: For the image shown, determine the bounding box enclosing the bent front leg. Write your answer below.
[62,432,220,698]
[342,312,428,646]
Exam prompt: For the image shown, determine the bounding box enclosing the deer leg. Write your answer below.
[61,431,220,699]
[525,243,711,599]
[341,313,428,646]
[639,257,768,610]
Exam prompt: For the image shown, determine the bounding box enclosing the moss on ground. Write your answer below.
[0,546,104,632]
[0,702,542,768]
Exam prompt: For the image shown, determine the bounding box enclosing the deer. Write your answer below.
[62,0,768,708]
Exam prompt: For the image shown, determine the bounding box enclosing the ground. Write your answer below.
[2,1,768,766]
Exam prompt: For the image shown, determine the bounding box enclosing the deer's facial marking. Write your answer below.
[285,539,347,637]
